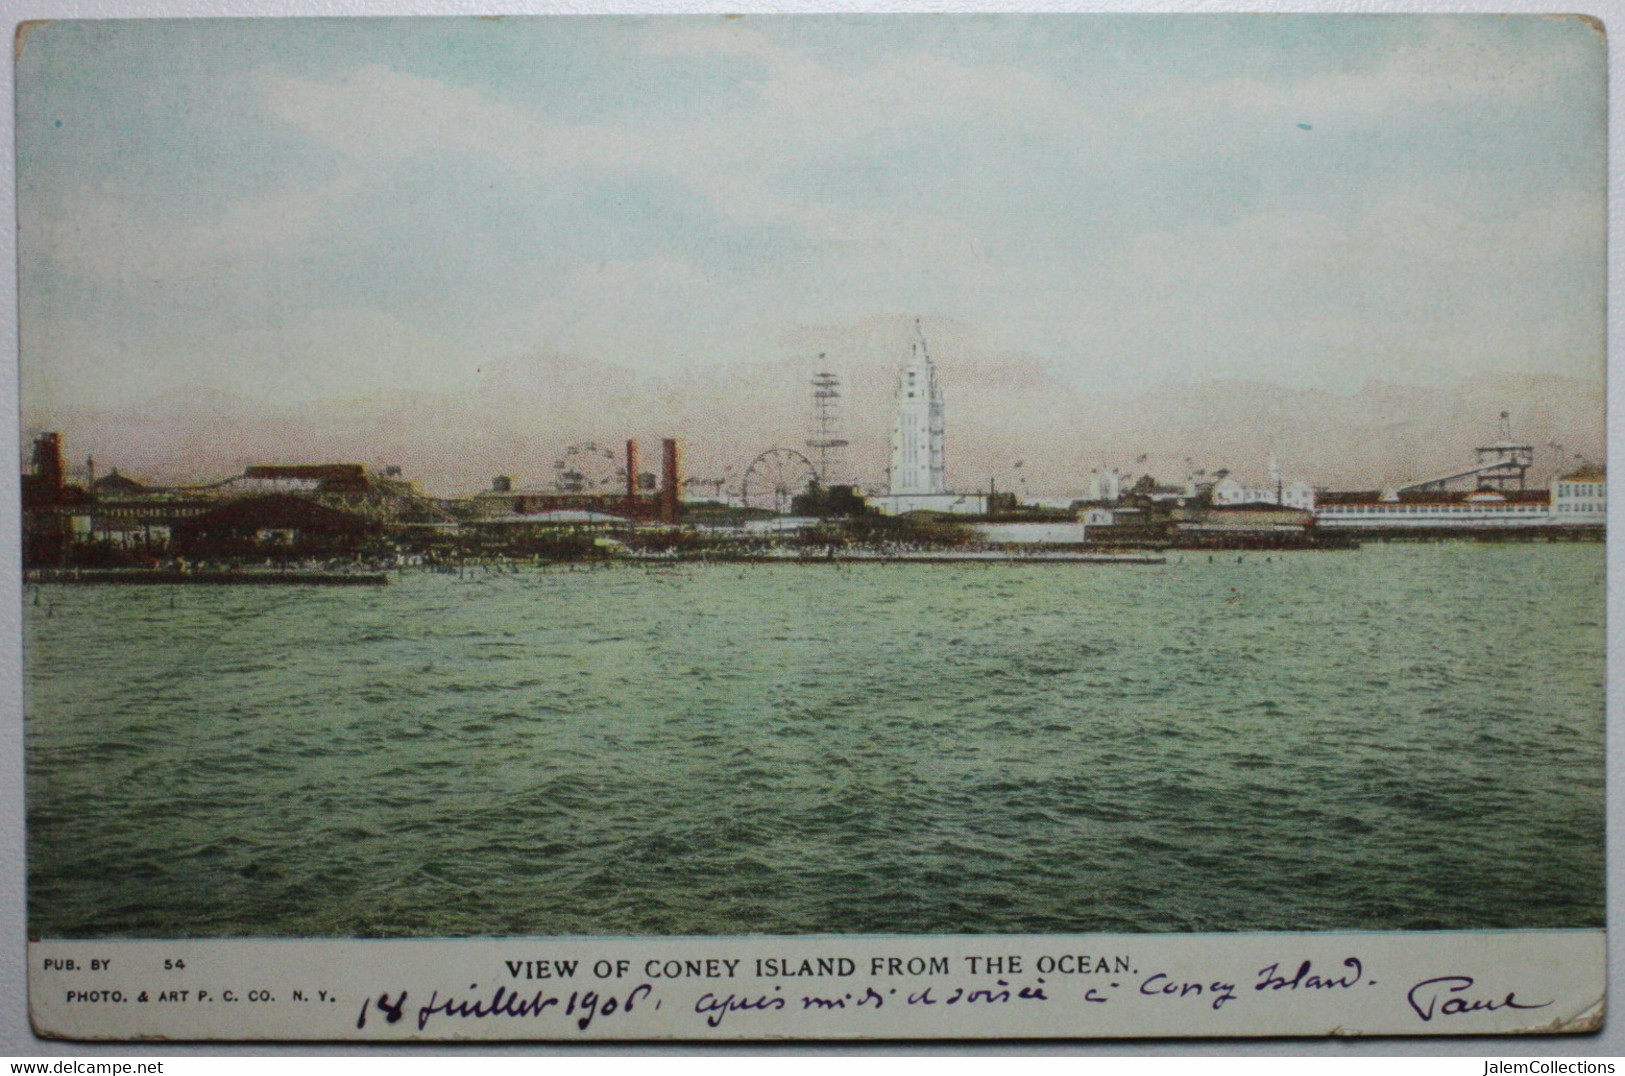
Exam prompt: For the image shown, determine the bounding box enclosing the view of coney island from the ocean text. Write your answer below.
[20,16,1603,939]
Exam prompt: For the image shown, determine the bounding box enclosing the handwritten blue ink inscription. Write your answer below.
[1406,976,1552,1023]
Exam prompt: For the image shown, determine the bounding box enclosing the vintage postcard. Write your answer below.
[15,14,1607,1041]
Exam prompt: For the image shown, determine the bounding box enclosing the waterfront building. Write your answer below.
[1082,507,1117,527]
[84,485,217,548]
[1312,425,1600,533]
[889,320,946,497]
[21,432,92,565]
[1314,488,1556,529]
[173,493,379,558]
[1552,465,1607,524]
[222,463,372,496]
[1211,476,1316,510]
[875,321,986,516]
[1210,456,1317,510]
[1141,480,1194,505]
[91,468,147,497]
[1087,468,1123,504]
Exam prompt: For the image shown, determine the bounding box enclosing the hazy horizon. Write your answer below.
[20,330,1605,499]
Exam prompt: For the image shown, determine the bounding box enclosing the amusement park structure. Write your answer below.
[1399,412,1535,493]
[726,365,851,513]
[553,442,626,495]
[477,438,683,522]
[740,447,818,513]
[806,364,850,487]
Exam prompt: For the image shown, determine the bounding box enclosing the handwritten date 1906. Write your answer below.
[356,982,657,1033]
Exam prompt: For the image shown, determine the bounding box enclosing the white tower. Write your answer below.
[889,320,946,496]
[1089,468,1122,504]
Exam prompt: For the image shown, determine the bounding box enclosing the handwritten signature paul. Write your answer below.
[1406,976,1551,1022]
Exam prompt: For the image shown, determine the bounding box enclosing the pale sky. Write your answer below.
[16,14,1606,422]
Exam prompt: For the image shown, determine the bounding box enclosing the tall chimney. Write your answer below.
[660,438,681,523]
[32,432,63,496]
[625,439,640,516]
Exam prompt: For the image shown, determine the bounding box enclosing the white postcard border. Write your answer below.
[26,931,1606,1041]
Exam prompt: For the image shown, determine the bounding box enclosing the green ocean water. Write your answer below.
[25,543,1605,938]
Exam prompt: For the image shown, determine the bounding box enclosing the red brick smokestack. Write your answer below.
[625,439,640,516]
[32,432,63,497]
[660,438,681,524]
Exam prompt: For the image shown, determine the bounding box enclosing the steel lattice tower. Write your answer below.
[806,361,850,486]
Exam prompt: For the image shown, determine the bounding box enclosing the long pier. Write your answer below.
[28,569,389,586]
[660,550,1166,565]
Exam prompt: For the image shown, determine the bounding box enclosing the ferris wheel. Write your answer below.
[740,448,818,514]
[552,443,627,494]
